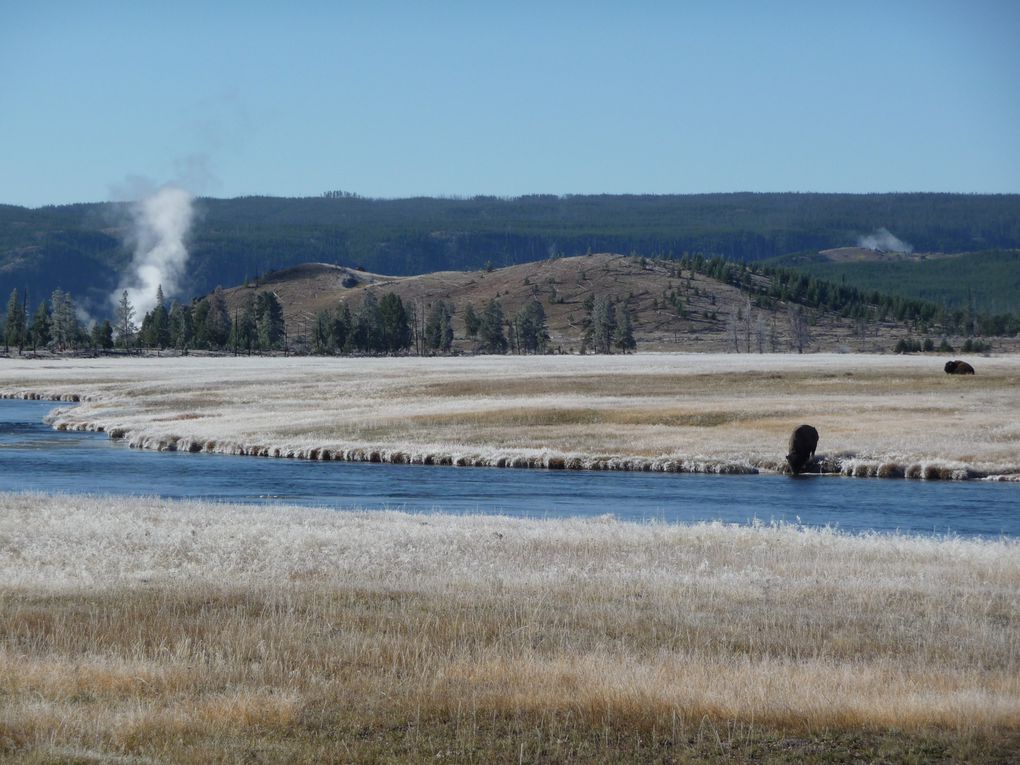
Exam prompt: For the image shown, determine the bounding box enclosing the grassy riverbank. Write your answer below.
[1,493,1018,763]
[2,353,1020,478]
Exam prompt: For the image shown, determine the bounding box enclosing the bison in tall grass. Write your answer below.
[786,424,819,476]
[945,360,975,375]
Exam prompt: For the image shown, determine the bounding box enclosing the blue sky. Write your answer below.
[2,1,1018,206]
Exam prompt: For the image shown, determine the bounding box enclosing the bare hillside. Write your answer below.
[220,254,1008,353]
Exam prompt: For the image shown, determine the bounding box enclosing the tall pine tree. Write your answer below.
[4,289,27,354]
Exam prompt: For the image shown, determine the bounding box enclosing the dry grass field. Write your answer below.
[2,354,1019,761]
[1,493,1019,763]
[2,353,1019,478]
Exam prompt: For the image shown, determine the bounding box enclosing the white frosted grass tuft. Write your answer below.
[2,492,1016,593]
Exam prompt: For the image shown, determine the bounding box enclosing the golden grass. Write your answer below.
[1,493,1018,762]
[3,353,1020,477]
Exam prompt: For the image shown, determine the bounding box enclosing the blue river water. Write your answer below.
[1,399,1017,539]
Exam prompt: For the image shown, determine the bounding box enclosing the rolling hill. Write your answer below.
[218,253,1013,354]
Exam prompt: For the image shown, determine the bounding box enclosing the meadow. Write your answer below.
[2,353,1019,762]
[1,353,1019,478]
[1,493,1018,763]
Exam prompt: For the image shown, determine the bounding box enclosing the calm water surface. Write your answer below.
[1,399,1017,539]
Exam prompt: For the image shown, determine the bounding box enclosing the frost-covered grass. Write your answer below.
[1,492,1019,762]
[2,353,1020,478]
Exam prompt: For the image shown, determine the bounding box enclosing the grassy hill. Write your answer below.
[771,248,1020,315]
[220,253,1012,354]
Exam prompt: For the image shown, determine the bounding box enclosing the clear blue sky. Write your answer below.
[2,1,1018,207]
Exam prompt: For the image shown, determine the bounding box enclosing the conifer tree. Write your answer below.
[586,295,616,354]
[312,310,335,354]
[425,300,454,353]
[4,289,27,353]
[463,303,480,338]
[353,292,383,353]
[115,290,137,349]
[29,300,51,351]
[202,289,232,349]
[478,299,508,354]
[379,292,411,353]
[50,289,79,351]
[613,301,636,353]
[514,299,549,354]
[255,291,285,350]
[149,285,171,348]
[232,295,257,354]
[169,301,193,350]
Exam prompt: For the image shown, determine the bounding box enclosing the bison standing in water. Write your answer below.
[786,424,819,475]
[944,360,975,375]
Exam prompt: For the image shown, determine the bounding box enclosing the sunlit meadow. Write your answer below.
[1,493,1018,762]
[2,354,1019,761]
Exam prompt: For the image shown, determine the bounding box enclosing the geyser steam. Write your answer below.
[114,185,195,318]
[857,228,913,254]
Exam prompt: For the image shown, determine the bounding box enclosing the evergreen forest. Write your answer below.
[3,192,1020,316]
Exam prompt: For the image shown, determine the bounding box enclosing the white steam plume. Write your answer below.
[857,228,913,254]
[114,185,195,318]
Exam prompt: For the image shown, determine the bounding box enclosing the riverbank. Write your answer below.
[1,492,1018,762]
[1,353,1019,479]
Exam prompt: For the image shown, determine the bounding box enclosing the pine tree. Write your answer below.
[334,303,352,352]
[587,295,616,354]
[478,299,508,354]
[255,291,285,350]
[149,285,171,349]
[231,295,257,354]
[425,300,454,353]
[379,292,411,353]
[514,299,549,354]
[90,321,105,350]
[463,303,480,337]
[613,302,636,353]
[4,289,27,353]
[139,310,155,347]
[50,289,79,351]
[169,302,194,350]
[312,310,335,354]
[191,300,211,348]
[29,300,51,351]
[353,292,383,353]
[202,289,232,349]
[115,290,137,349]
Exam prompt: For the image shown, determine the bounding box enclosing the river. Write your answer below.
[1,399,1016,538]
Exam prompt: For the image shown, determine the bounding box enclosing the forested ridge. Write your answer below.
[769,248,1020,315]
[3,192,1020,314]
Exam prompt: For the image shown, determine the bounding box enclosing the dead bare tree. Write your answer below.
[788,304,811,354]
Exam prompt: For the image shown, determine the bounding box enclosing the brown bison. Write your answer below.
[944,360,975,375]
[786,424,819,475]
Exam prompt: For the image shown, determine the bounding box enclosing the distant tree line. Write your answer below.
[311,292,412,355]
[671,254,1020,338]
[311,294,551,356]
[308,291,631,357]
[1,285,288,355]
[2,287,103,354]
